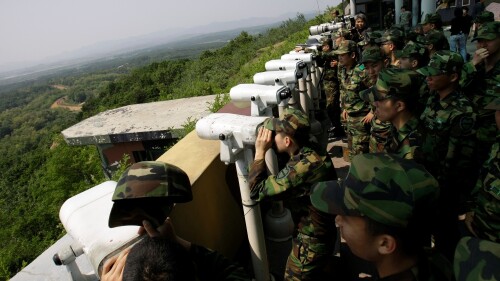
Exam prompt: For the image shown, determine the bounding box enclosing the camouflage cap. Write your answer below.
[358,31,382,46]
[421,12,442,25]
[360,47,384,63]
[399,41,427,58]
[417,30,448,47]
[375,29,403,44]
[474,11,495,24]
[263,107,310,137]
[310,153,439,228]
[333,40,357,54]
[109,161,192,228]
[360,69,421,102]
[454,236,500,281]
[472,21,500,42]
[417,50,464,76]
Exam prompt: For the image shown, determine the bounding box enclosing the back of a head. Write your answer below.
[123,237,196,281]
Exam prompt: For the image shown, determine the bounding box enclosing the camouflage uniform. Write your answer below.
[109,161,192,228]
[417,51,477,261]
[335,40,371,160]
[463,97,500,246]
[461,22,500,167]
[454,237,500,281]
[361,68,424,159]
[421,13,450,50]
[359,47,393,153]
[310,153,453,281]
[319,50,342,135]
[399,42,430,116]
[248,108,338,281]
[400,10,412,28]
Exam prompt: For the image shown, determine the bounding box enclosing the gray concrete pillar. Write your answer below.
[412,0,419,26]
[421,0,436,22]
[350,0,356,15]
[395,0,403,24]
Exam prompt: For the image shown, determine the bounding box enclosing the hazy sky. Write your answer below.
[0,0,341,66]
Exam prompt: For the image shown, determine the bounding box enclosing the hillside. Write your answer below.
[0,10,335,278]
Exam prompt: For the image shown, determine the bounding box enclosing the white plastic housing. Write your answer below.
[59,181,140,275]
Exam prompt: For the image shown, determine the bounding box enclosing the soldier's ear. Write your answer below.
[377,234,397,255]
[395,100,405,112]
[449,72,459,83]
[411,59,418,69]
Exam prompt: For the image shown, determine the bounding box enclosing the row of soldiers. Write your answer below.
[100,11,498,281]
[311,10,499,281]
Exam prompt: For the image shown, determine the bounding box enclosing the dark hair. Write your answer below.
[401,6,407,10]
[123,237,196,281]
[364,217,429,256]
[454,7,463,18]
[462,6,469,12]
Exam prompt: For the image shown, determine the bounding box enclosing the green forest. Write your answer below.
[0,8,338,279]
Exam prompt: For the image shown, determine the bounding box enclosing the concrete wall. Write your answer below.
[157,131,247,259]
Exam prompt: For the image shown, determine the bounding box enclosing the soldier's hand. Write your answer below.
[330,60,338,68]
[101,247,130,281]
[342,110,348,121]
[472,48,489,66]
[254,127,273,160]
[362,112,374,124]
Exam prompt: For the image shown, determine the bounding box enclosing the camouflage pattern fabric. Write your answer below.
[400,41,427,59]
[421,12,442,26]
[109,161,192,228]
[418,30,450,51]
[467,139,500,243]
[360,46,384,64]
[386,116,422,160]
[263,107,310,138]
[474,11,495,24]
[375,28,404,44]
[310,153,439,227]
[338,63,371,160]
[471,21,500,41]
[417,89,476,201]
[310,154,453,280]
[461,23,500,168]
[454,236,500,281]
[346,115,370,159]
[333,40,357,55]
[248,145,337,280]
[400,10,412,27]
[417,88,476,260]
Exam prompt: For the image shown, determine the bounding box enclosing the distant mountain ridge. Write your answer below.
[0,11,317,85]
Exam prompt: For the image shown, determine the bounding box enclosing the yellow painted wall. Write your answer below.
[157,131,246,258]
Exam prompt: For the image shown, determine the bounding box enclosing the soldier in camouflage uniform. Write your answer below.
[248,107,338,281]
[335,40,372,160]
[399,6,412,29]
[377,29,404,67]
[417,30,449,58]
[310,153,453,281]
[361,69,423,159]
[104,161,252,281]
[109,161,193,228]
[398,42,430,117]
[460,21,500,170]
[464,98,500,244]
[318,39,343,138]
[359,47,393,153]
[416,51,477,261]
[421,12,450,50]
[455,99,500,281]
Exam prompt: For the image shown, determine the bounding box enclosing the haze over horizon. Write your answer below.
[1,0,340,69]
